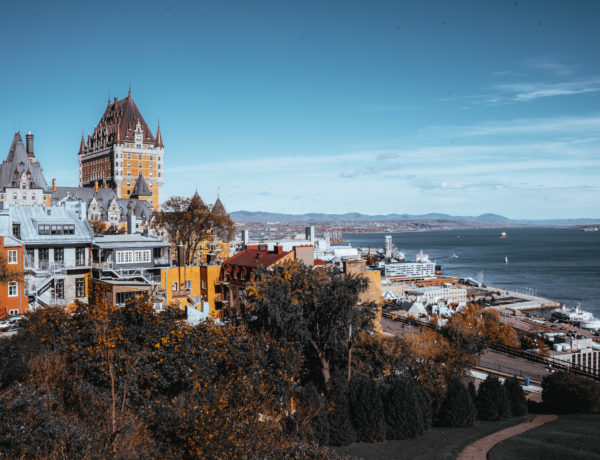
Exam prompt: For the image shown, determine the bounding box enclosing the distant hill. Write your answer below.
[230,211,599,226]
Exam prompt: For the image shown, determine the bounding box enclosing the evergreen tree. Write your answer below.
[542,372,600,414]
[477,375,511,421]
[503,377,527,417]
[437,378,477,427]
[384,376,431,439]
[348,378,386,442]
[327,383,356,446]
[467,380,478,406]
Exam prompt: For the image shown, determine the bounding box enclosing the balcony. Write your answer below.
[172,289,191,298]
[92,260,114,270]
[154,256,170,266]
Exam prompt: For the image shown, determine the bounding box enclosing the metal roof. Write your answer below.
[0,132,48,191]
[9,206,94,245]
[93,234,169,249]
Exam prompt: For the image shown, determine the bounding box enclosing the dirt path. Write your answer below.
[457,414,558,460]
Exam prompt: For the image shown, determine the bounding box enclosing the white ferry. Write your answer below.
[500,231,507,238]
[551,305,600,330]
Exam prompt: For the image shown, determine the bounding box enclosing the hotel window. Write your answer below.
[9,309,19,315]
[7,250,17,264]
[76,278,85,298]
[54,248,64,263]
[138,162,142,168]
[201,280,207,290]
[127,162,131,167]
[149,171,153,176]
[172,281,178,291]
[12,223,20,239]
[55,279,64,299]
[8,282,18,297]
[13,193,17,200]
[185,280,192,290]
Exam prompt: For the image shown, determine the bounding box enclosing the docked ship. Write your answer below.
[551,305,600,330]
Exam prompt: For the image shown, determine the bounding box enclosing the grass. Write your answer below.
[334,417,526,460]
[489,413,600,460]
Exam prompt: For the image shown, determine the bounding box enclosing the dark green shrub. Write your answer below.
[348,378,386,442]
[542,372,600,414]
[438,378,477,427]
[326,383,356,446]
[477,375,511,421]
[468,380,477,405]
[503,377,527,417]
[384,376,431,439]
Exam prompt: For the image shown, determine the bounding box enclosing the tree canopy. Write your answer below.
[246,261,379,387]
[153,194,236,264]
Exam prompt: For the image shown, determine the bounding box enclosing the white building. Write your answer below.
[384,255,436,278]
[0,205,94,309]
[404,285,467,305]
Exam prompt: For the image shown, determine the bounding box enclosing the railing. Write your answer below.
[154,256,170,266]
[172,289,191,298]
[92,261,113,269]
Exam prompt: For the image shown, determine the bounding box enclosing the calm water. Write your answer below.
[344,228,600,316]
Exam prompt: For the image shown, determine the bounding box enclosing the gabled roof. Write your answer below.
[86,91,155,153]
[0,132,48,191]
[131,173,152,197]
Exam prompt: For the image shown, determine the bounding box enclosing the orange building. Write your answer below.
[0,235,28,318]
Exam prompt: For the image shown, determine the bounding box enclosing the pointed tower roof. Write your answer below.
[212,196,227,216]
[6,132,23,162]
[0,132,48,191]
[78,133,86,155]
[130,172,152,197]
[155,122,164,147]
[87,91,155,153]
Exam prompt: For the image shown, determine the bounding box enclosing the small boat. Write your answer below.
[450,253,459,259]
[500,232,507,238]
[505,257,509,264]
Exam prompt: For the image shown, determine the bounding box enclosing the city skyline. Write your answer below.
[0,0,599,219]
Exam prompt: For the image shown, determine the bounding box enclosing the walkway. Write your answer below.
[457,414,558,460]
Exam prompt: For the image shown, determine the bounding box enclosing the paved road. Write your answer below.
[457,414,558,460]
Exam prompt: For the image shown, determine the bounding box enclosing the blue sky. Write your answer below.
[0,0,599,219]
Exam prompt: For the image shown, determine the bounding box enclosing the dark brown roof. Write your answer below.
[86,91,156,153]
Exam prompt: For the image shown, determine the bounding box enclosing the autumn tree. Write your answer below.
[442,305,518,354]
[89,220,125,235]
[153,193,236,265]
[246,260,379,387]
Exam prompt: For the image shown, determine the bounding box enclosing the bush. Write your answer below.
[326,384,356,446]
[348,378,386,442]
[383,376,431,439]
[477,375,511,421]
[503,377,527,417]
[437,378,477,427]
[542,372,600,414]
[468,380,477,405]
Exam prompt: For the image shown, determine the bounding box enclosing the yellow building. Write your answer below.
[160,264,222,319]
[78,90,164,211]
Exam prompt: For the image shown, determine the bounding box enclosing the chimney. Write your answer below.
[94,181,99,193]
[52,178,57,192]
[26,132,34,158]
[177,244,186,267]
[127,213,136,234]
